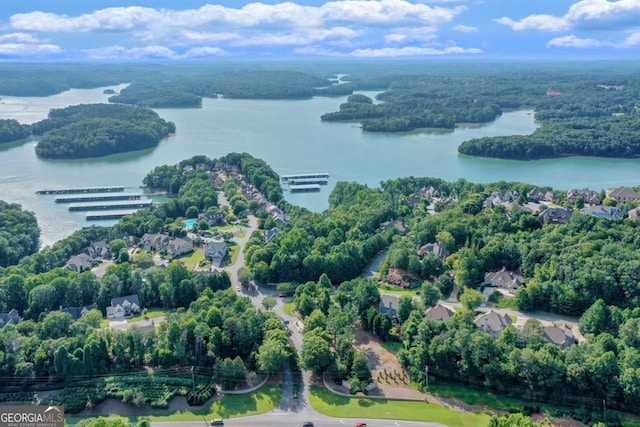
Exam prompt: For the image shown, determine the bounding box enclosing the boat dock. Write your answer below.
[280,172,329,182]
[55,192,143,203]
[36,186,125,195]
[68,199,153,211]
[289,184,321,193]
[289,177,329,185]
[85,210,139,220]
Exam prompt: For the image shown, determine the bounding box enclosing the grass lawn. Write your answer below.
[178,250,205,268]
[235,230,246,238]
[428,382,523,413]
[283,302,296,316]
[227,242,240,265]
[381,341,403,354]
[126,309,170,323]
[66,386,283,424]
[309,385,490,427]
[378,284,419,297]
[495,294,518,310]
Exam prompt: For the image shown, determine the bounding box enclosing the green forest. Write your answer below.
[0,201,39,268]
[32,104,175,159]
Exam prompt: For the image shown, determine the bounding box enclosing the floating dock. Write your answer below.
[85,210,139,220]
[280,172,329,182]
[36,186,125,195]
[289,184,321,192]
[289,177,328,185]
[55,192,143,203]
[68,199,153,211]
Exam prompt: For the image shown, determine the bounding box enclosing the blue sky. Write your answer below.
[0,0,638,60]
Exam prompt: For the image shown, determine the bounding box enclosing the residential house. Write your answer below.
[205,237,228,267]
[482,191,519,209]
[425,305,454,322]
[88,240,110,259]
[200,212,225,227]
[112,233,138,248]
[628,207,640,220]
[167,237,194,257]
[379,294,400,320]
[607,187,640,203]
[539,207,572,225]
[65,253,95,272]
[475,311,512,338]
[380,219,407,234]
[567,189,600,205]
[141,233,170,252]
[527,187,557,203]
[483,267,524,292]
[0,309,21,328]
[264,227,282,243]
[108,294,141,320]
[581,205,622,220]
[61,304,97,321]
[417,186,439,199]
[417,242,450,261]
[542,325,577,349]
[267,205,290,224]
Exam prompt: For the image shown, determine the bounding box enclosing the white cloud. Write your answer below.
[183,46,228,57]
[495,0,640,32]
[0,43,61,55]
[548,30,640,48]
[84,45,176,60]
[547,34,611,48]
[0,32,40,43]
[179,31,241,44]
[453,24,477,32]
[350,45,481,56]
[234,27,361,46]
[384,27,438,43]
[493,15,569,32]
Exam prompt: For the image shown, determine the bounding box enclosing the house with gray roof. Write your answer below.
[65,253,95,272]
[167,237,194,257]
[628,207,640,220]
[264,227,282,243]
[108,294,141,320]
[61,304,97,321]
[378,294,400,320]
[607,187,640,203]
[475,311,512,338]
[581,205,622,220]
[483,267,524,291]
[425,304,454,322]
[527,187,557,203]
[567,189,600,205]
[88,240,110,259]
[542,325,577,349]
[0,309,21,328]
[417,242,450,261]
[205,237,227,267]
[483,191,519,209]
[141,233,170,252]
[539,207,572,225]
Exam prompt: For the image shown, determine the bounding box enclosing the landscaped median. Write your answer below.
[309,385,491,427]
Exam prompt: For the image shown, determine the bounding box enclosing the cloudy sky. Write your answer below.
[0,0,638,60]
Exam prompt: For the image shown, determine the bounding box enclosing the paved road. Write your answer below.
[152,418,445,427]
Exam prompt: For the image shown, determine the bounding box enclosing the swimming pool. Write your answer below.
[183,219,197,230]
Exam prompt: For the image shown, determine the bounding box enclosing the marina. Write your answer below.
[289,177,329,185]
[289,184,321,192]
[68,199,153,211]
[85,210,139,220]
[54,192,143,203]
[280,172,330,182]
[36,186,125,195]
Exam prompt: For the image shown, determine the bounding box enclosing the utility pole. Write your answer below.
[425,365,429,389]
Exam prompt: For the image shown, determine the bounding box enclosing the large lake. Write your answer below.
[1,85,639,247]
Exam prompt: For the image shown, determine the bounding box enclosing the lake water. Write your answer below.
[1,85,639,247]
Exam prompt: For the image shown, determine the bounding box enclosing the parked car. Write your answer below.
[302,422,314,427]
[210,419,224,426]
[355,423,367,427]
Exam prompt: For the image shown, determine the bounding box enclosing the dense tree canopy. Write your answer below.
[33,104,175,159]
[0,201,39,268]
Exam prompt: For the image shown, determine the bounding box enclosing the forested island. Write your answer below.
[32,104,175,159]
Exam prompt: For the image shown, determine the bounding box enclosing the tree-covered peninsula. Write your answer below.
[0,119,30,144]
[32,104,175,159]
